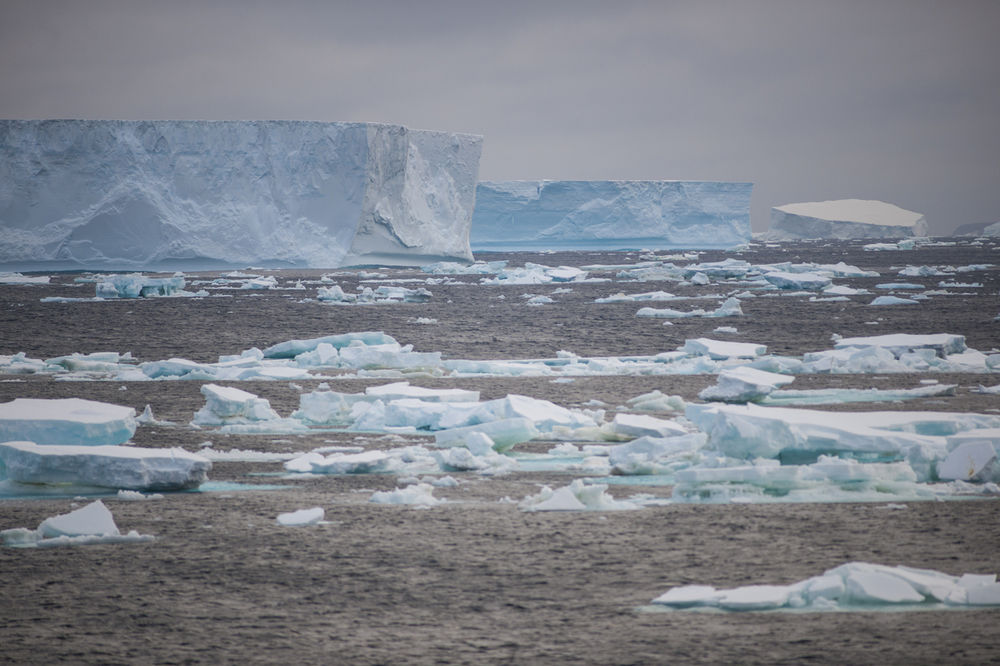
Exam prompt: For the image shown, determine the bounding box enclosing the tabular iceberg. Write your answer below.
[0,120,482,270]
[765,199,927,240]
[470,181,753,250]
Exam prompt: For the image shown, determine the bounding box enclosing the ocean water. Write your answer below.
[1,240,999,664]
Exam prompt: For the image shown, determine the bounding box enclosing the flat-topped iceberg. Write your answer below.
[470,181,752,250]
[765,199,927,240]
[0,441,211,490]
[0,120,481,270]
[0,398,136,445]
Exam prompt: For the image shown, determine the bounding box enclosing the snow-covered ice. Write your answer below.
[471,181,752,250]
[276,507,325,526]
[518,479,639,511]
[0,120,482,270]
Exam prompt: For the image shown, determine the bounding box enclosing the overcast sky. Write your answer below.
[2,0,998,233]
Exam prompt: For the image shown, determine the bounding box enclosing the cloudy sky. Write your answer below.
[2,0,998,233]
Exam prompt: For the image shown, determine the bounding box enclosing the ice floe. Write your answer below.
[276,507,325,526]
[518,479,638,511]
[652,562,1000,611]
[0,398,136,445]
[0,441,211,490]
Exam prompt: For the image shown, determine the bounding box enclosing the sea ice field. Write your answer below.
[2,238,999,664]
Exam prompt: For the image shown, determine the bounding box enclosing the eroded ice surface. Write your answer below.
[651,562,1000,611]
[0,120,481,270]
[471,181,752,250]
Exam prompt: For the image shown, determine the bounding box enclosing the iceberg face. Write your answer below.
[470,180,752,250]
[0,120,482,270]
[765,199,928,240]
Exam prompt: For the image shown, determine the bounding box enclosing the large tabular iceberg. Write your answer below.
[470,181,753,250]
[765,199,927,240]
[0,120,482,270]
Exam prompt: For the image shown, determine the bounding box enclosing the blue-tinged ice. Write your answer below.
[470,181,752,250]
[0,120,481,270]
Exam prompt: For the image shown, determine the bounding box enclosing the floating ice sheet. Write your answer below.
[1,500,154,548]
[0,398,136,445]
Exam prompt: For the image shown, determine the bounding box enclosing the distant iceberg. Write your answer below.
[470,180,752,250]
[0,120,482,270]
[764,199,927,240]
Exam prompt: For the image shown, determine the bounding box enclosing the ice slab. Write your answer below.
[762,271,831,290]
[609,413,687,439]
[937,441,997,482]
[699,366,795,403]
[683,338,766,360]
[636,297,743,319]
[0,120,482,270]
[370,483,443,506]
[0,441,211,490]
[0,398,136,445]
[834,333,966,357]
[470,181,752,251]
[766,199,927,240]
[95,274,187,298]
[283,450,397,475]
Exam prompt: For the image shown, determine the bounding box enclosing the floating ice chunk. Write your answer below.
[609,413,687,439]
[370,483,443,506]
[192,384,281,425]
[876,282,924,290]
[595,290,679,303]
[364,382,479,403]
[683,338,766,360]
[762,271,831,290]
[685,403,1000,465]
[761,383,957,406]
[439,394,598,433]
[421,260,507,274]
[699,366,795,402]
[261,332,398,359]
[1,499,155,548]
[823,284,869,296]
[833,333,966,358]
[871,295,919,306]
[433,418,540,452]
[519,479,638,512]
[283,450,395,475]
[637,297,742,319]
[0,441,210,490]
[937,441,997,482]
[0,272,50,284]
[276,507,325,526]
[433,446,518,473]
[608,433,707,475]
[95,274,187,298]
[0,398,136,445]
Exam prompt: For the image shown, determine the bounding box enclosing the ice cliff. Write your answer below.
[0,120,482,270]
[470,181,753,250]
[765,199,927,240]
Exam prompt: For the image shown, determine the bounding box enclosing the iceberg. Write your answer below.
[470,181,752,250]
[0,441,211,490]
[0,120,482,270]
[765,199,928,240]
[0,398,136,445]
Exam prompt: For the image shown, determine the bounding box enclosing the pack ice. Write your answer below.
[0,120,482,270]
[765,199,927,240]
[470,181,752,250]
